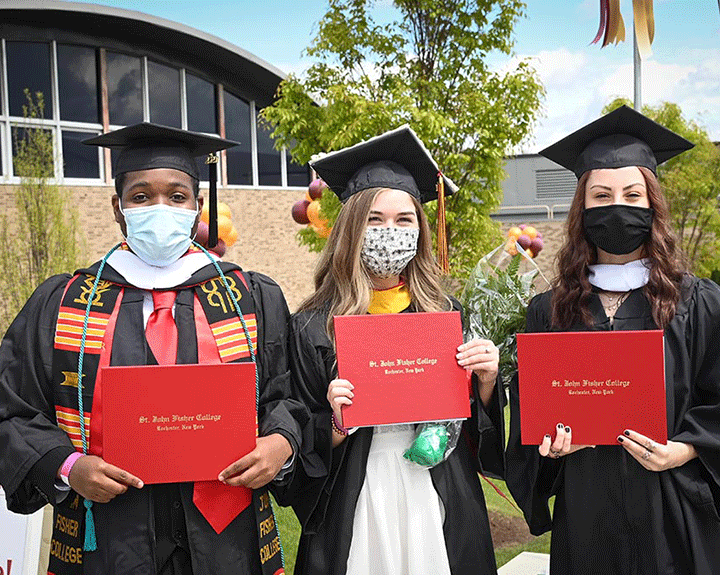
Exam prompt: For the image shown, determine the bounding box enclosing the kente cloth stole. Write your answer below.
[48,271,284,575]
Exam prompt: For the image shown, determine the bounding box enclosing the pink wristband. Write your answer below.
[59,452,84,486]
[332,412,348,436]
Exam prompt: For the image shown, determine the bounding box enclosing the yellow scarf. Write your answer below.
[368,282,412,315]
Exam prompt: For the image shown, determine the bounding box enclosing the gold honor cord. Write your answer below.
[593,0,655,55]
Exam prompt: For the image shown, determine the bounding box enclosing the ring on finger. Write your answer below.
[549,448,561,458]
[645,440,656,451]
[484,346,491,354]
[642,449,651,460]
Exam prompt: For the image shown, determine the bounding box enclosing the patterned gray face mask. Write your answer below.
[360,227,420,279]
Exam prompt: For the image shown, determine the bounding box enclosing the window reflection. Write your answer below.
[6,42,53,119]
[107,52,143,125]
[287,152,310,187]
[58,45,99,123]
[12,126,54,178]
[186,73,217,134]
[148,61,181,128]
[256,117,281,187]
[62,131,100,179]
[224,91,252,185]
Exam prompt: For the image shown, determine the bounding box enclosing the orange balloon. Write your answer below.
[217,215,233,240]
[524,226,538,240]
[217,202,232,220]
[318,225,332,238]
[507,226,522,240]
[200,202,210,224]
[525,248,535,259]
[305,190,313,202]
[504,238,518,256]
[306,200,326,227]
[225,226,239,247]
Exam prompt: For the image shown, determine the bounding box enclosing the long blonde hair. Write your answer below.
[297,187,451,341]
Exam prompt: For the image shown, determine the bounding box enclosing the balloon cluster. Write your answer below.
[196,201,238,257]
[291,179,331,238]
[505,224,544,258]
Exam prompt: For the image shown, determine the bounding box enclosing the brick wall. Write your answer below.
[0,184,569,310]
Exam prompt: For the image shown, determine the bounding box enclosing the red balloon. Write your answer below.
[530,237,544,254]
[292,199,311,224]
[195,220,209,246]
[517,234,532,250]
[210,238,226,257]
[308,179,326,200]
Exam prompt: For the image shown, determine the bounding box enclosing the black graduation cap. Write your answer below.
[309,125,458,203]
[83,123,239,248]
[539,105,694,178]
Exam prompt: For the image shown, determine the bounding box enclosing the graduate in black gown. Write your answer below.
[505,106,720,575]
[280,126,505,575]
[0,124,317,575]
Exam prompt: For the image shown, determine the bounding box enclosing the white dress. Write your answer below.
[345,424,452,575]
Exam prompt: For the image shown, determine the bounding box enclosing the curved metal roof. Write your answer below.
[0,1,287,106]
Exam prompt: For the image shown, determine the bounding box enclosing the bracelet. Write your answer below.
[331,412,348,436]
[59,452,84,486]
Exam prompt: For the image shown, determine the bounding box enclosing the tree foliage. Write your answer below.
[0,90,85,332]
[263,0,544,277]
[604,98,720,277]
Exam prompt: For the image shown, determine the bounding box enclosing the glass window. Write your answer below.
[148,61,181,128]
[6,42,53,119]
[12,126,54,178]
[107,52,143,125]
[57,45,99,123]
[286,143,310,187]
[223,91,252,185]
[186,73,217,134]
[62,131,100,179]
[256,117,281,186]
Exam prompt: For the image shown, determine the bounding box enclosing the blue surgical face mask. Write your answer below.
[120,201,198,267]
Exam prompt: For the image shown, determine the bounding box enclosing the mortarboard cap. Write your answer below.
[83,123,239,248]
[539,105,694,178]
[309,125,458,203]
[83,123,238,179]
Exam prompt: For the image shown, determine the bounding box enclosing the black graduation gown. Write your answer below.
[0,260,315,575]
[505,277,720,575]
[282,300,505,575]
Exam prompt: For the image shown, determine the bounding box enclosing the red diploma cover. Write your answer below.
[334,311,471,427]
[101,363,257,483]
[517,330,667,445]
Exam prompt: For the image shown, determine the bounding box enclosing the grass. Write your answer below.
[273,406,552,573]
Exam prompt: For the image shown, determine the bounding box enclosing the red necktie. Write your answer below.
[146,291,177,365]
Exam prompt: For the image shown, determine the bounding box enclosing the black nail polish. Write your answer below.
[565,426,571,433]
[617,436,624,443]
[557,423,563,429]
[544,434,551,439]
[623,430,630,436]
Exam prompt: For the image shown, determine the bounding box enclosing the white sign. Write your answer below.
[0,488,45,575]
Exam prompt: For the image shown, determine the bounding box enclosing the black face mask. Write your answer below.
[583,204,654,255]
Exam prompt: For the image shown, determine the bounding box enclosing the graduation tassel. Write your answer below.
[206,153,219,248]
[84,499,98,551]
[436,173,449,274]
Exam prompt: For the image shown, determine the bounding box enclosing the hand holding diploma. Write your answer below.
[218,433,293,489]
[617,429,697,471]
[456,338,498,407]
[66,455,144,503]
[328,378,354,447]
[538,423,595,459]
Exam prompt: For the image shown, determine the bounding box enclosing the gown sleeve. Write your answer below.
[276,309,335,524]
[0,274,76,513]
[668,278,720,519]
[246,272,325,494]
[504,291,564,535]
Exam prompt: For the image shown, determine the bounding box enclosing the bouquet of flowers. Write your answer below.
[460,225,551,390]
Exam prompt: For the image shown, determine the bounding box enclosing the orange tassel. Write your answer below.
[436,173,449,274]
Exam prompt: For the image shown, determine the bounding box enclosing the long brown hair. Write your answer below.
[552,167,686,329]
[297,187,451,341]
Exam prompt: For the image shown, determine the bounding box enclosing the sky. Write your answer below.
[73,0,720,152]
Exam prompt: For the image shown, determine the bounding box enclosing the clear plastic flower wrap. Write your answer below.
[460,242,550,391]
[403,420,464,468]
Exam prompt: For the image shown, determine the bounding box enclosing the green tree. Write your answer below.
[0,90,85,332]
[604,98,720,277]
[263,0,544,276]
